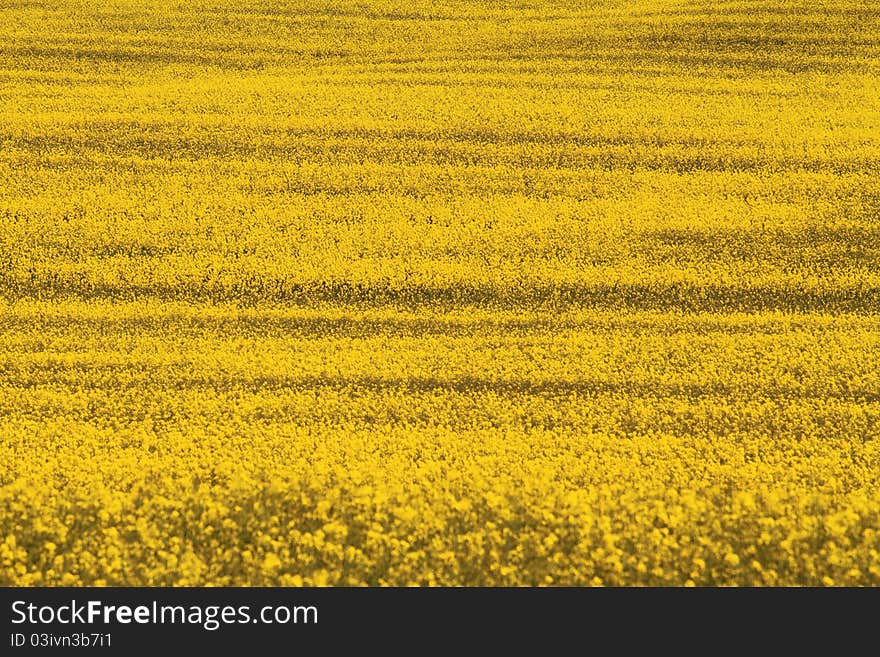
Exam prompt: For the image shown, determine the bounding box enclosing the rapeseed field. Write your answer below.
[1,0,879,585]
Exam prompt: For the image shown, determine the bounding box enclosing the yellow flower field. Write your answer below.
[1,0,879,585]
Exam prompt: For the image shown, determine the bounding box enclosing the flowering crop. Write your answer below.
[1,0,879,586]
